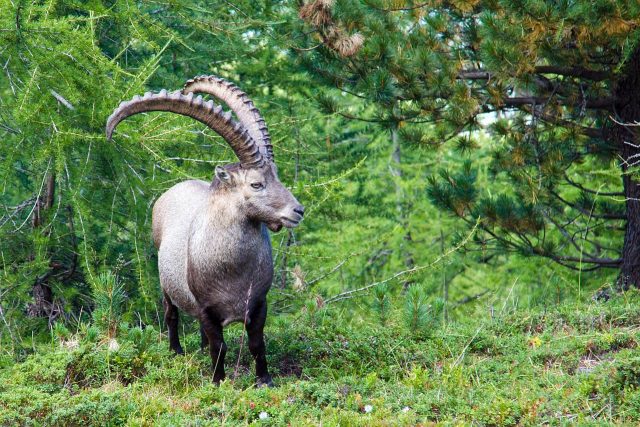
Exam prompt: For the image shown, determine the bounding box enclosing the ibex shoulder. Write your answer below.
[152,180,211,248]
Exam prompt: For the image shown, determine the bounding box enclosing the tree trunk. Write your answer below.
[612,47,640,289]
[390,124,415,290]
[440,224,448,322]
[27,172,56,318]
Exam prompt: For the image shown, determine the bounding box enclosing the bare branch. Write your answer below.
[306,256,351,287]
[501,96,614,110]
[453,290,490,307]
[551,254,622,267]
[525,107,603,138]
[609,116,640,127]
[542,210,597,259]
[367,1,431,12]
[50,90,74,110]
[324,218,479,304]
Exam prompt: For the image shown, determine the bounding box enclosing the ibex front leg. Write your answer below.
[199,324,209,352]
[246,299,273,387]
[200,307,227,384]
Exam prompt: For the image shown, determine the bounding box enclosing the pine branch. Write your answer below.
[338,111,390,123]
[460,212,620,270]
[551,258,605,272]
[459,66,610,82]
[520,106,603,138]
[541,210,599,260]
[550,190,626,220]
[501,96,614,110]
[535,66,610,82]
[366,1,431,12]
[457,70,492,80]
[479,104,602,138]
[563,173,623,196]
[550,254,622,267]
[458,216,533,259]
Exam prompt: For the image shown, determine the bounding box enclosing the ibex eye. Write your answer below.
[251,183,264,189]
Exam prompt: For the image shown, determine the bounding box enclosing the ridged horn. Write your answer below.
[106,89,265,168]
[182,75,274,161]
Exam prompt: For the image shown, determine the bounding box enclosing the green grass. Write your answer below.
[2,292,640,426]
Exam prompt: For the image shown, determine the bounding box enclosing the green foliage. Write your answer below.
[1,0,618,352]
[403,286,428,332]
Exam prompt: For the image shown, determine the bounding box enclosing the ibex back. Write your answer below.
[106,76,303,386]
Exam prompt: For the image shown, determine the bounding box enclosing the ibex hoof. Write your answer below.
[256,376,274,388]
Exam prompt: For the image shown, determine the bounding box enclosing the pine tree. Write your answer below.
[295,0,640,289]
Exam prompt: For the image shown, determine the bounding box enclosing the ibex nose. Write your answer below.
[294,206,305,217]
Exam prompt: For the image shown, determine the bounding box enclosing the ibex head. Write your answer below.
[106,75,303,232]
[214,162,303,232]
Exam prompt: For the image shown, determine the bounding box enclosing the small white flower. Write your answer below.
[108,338,120,351]
[402,406,410,413]
[61,338,79,350]
[259,411,269,420]
[364,404,373,413]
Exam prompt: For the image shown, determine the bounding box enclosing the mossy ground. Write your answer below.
[2,292,640,426]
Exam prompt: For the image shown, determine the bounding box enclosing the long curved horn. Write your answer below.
[182,76,274,161]
[106,89,265,168]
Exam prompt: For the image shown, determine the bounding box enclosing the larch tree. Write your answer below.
[0,0,328,330]
[0,1,176,323]
[294,0,640,290]
[0,0,301,325]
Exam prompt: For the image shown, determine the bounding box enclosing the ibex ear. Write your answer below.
[215,166,232,184]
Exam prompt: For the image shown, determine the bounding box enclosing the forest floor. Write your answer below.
[2,291,640,426]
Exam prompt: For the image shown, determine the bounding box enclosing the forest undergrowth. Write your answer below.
[2,290,640,426]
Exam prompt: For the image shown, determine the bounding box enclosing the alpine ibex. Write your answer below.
[106,76,304,386]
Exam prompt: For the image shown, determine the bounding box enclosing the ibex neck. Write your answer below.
[205,192,256,230]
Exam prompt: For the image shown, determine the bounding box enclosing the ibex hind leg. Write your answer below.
[200,307,227,384]
[162,291,184,355]
[246,299,273,387]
